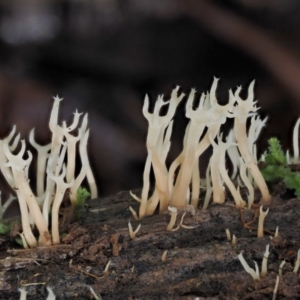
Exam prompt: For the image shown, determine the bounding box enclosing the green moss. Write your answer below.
[260,137,300,197]
[0,222,11,235]
[15,237,23,246]
[282,171,300,198]
[74,187,90,218]
[264,137,286,165]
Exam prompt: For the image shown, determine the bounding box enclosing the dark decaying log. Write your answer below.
[0,190,300,299]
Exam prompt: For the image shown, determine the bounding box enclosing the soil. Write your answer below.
[1,185,300,300]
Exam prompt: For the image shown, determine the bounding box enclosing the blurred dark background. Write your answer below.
[1,0,300,201]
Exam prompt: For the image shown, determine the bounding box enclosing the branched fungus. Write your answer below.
[0,97,96,247]
[210,134,245,208]
[128,222,141,239]
[134,89,184,218]
[4,140,51,246]
[233,82,271,204]
[238,252,260,280]
[133,78,270,221]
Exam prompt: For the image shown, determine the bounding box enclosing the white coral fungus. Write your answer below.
[131,78,269,219]
[0,96,97,247]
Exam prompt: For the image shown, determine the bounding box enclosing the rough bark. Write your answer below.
[0,187,300,299]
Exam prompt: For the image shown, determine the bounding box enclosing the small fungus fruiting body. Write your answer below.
[273,276,280,300]
[293,249,300,273]
[19,288,27,300]
[238,252,260,280]
[19,287,55,300]
[238,245,272,281]
[103,260,111,274]
[89,286,101,300]
[161,250,168,262]
[274,226,279,238]
[128,222,141,239]
[261,244,270,278]
[279,260,285,277]
[179,212,195,229]
[226,228,231,241]
[231,234,237,245]
[257,205,269,238]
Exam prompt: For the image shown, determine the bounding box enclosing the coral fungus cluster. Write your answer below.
[0,97,97,247]
[131,78,270,219]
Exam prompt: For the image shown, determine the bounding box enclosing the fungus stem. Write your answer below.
[161,250,168,262]
[257,205,269,238]
[272,276,280,300]
[279,260,285,277]
[261,244,270,278]
[226,228,231,241]
[232,234,237,245]
[29,129,51,196]
[166,206,177,231]
[48,164,74,244]
[234,82,271,204]
[274,226,279,238]
[293,117,300,162]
